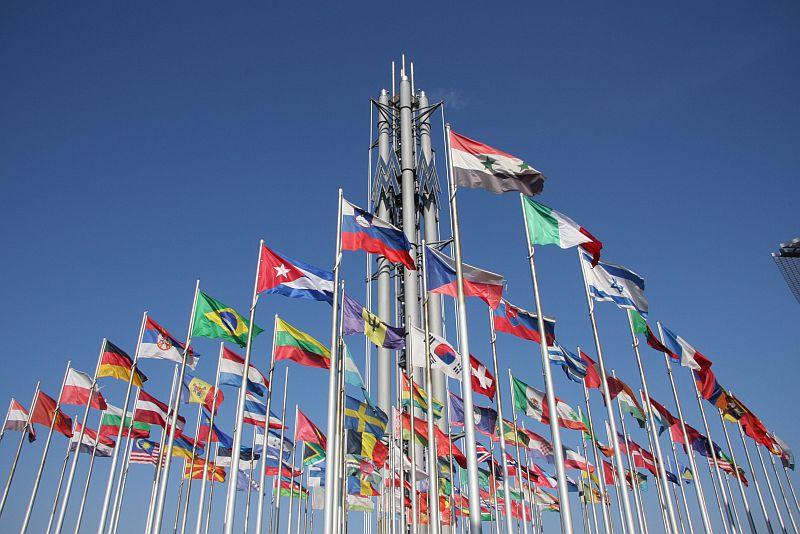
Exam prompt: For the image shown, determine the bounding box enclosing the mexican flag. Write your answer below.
[191,291,263,348]
[511,376,588,432]
[99,405,150,438]
[522,196,602,265]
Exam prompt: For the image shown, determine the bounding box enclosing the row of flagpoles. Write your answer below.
[0,113,798,534]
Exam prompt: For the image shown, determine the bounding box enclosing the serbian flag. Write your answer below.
[30,391,73,437]
[62,368,107,410]
[134,390,170,427]
[140,317,199,369]
[3,399,35,441]
[219,346,269,396]
[424,246,505,310]
[579,350,602,389]
[98,341,147,387]
[256,243,334,303]
[341,198,415,270]
[661,326,713,371]
[493,299,555,345]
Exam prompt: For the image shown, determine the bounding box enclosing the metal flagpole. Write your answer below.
[271,367,291,534]
[47,435,73,533]
[576,251,636,534]
[754,441,788,534]
[658,394,695,534]
[688,370,737,534]
[244,425,257,531]
[736,421,774,534]
[21,359,72,533]
[153,279,201,534]
[293,444,305,534]
[202,443,219,534]
[172,473,186,534]
[73,411,104,534]
[191,343,223,534]
[519,424,538,534]
[769,450,799,532]
[54,339,106,534]
[146,364,181,532]
[603,422,627,534]
[487,309,514,534]
[580,374,612,534]
[98,311,148,533]
[486,436,501,534]
[408,372,419,534]
[625,313,679,534]
[666,457,687,534]
[577,408,600,534]
[443,380,457,534]
[782,466,800,515]
[177,403,204,534]
[507,371,529,534]
[442,122,484,533]
[724,460,744,534]
[286,409,300,534]
[109,417,137,534]
[518,193,573,534]
[656,322,714,534]
[0,380,39,518]
[255,316,279,534]
[323,189,344,533]
[717,410,757,533]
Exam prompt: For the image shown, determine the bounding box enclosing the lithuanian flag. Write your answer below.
[98,341,147,387]
[274,317,330,369]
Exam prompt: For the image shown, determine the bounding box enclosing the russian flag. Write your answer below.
[218,347,269,397]
[492,299,555,345]
[341,199,415,270]
[424,246,505,310]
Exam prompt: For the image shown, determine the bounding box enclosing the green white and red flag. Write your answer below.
[522,197,603,265]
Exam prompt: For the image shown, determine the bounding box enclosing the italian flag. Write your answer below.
[522,197,603,265]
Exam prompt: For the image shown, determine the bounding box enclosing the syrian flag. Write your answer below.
[2,399,35,441]
[256,243,334,303]
[140,317,199,369]
[409,326,462,380]
[511,376,588,432]
[424,246,505,310]
[218,346,269,396]
[580,252,649,317]
[522,197,603,265]
[62,368,107,410]
[449,130,546,196]
[661,326,713,371]
[469,356,496,400]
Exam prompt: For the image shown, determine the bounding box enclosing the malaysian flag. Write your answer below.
[130,438,162,466]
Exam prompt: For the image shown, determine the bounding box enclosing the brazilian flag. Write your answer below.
[191,291,263,348]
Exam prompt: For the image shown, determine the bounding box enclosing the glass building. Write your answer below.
[773,236,800,304]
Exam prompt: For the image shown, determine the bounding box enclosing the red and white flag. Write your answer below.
[563,447,594,473]
[2,399,35,441]
[469,356,496,400]
[62,368,107,410]
[134,390,170,427]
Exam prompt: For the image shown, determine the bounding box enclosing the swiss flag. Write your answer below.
[256,243,305,293]
[469,355,496,400]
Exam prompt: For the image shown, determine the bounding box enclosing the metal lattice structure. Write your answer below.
[772,236,800,304]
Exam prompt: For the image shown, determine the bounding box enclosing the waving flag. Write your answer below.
[400,373,443,420]
[140,317,198,369]
[449,130,546,196]
[647,397,676,435]
[563,447,594,473]
[607,376,646,429]
[192,291,263,348]
[522,197,602,265]
[341,293,405,349]
[242,392,282,429]
[181,373,223,414]
[256,243,334,302]
[3,399,34,441]
[99,405,150,439]
[341,198,415,269]
[475,444,492,464]
[98,341,147,387]
[62,368,107,410]
[274,317,330,369]
[492,299,555,345]
[130,438,161,466]
[296,409,327,448]
[522,428,555,463]
[183,458,226,482]
[547,345,587,383]
[30,391,72,437]
[409,326,462,379]
[448,392,497,436]
[344,395,388,438]
[197,413,233,448]
[70,423,115,456]
[579,350,602,389]
[218,346,268,396]
[629,311,672,355]
[345,429,389,467]
[661,326,713,371]
[580,252,648,317]
[511,376,588,432]
[424,246,505,310]
[469,355,496,400]
[217,446,260,470]
[134,390,170,428]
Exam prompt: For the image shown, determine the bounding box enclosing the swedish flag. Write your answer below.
[344,396,388,438]
[191,291,263,347]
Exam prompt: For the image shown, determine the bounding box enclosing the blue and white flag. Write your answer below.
[258,244,334,303]
[580,252,648,317]
[448,392,497,436]
[548,345,588,383]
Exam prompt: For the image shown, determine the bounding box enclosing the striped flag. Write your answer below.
[2,399,34,441]
[130,438,162,466]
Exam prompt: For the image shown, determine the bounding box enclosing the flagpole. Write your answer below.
[754,441,788,533]
[323,189,345,534]
[172,472,186,534]
[286,406,300,534]
[507,371,530,534]
[109,406,137,534]
[244,425,257,531]
[579,376,612,534]
[21,359,72,533]
[407,371,419,534]
[519,421,542,534]
[666,457,688,534]
[74,411,104,534]
[769,450,798,532]
[577,407,600,534]
[255,316,279,534]
[271,366,291,534]
[781,466,800,515]
[655,322,714,534]
[602,421,627,534]
[485,436,501,534]
[656,392,696,534]
[0,380,39,518]
[736,421,774,533]
[177,403,204,534]
[725,461,745,533]
[294,444,306,534]
[203,443,219,534]
[146,364,181,532]
[444,379,457,534]
[98,311,148,533]
[47,435,74,533]
[717,410,757,533]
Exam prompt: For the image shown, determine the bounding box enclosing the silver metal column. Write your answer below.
[376,88,393,417]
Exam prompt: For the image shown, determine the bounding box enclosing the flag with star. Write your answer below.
[449,130,546,196]
[256,242,334,303]
[191,291,263,348]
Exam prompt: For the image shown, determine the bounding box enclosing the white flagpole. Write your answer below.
[191,343,223,534]
[486,309,514,534]
[54,339,106,534]
[322,189,345,533]
[443,123,484,533]
[579,376,612,534]
[602,421,627,534]
[177,403,204,533]
[47,434,74,533]
[576,250,636,534]
[656,392,696,534]
[255,316,279,534]
[518,193,573,534]
[202,443,219,534]
[577,408,600,534]
[152,280,201,533]
[0,380,39,518]
[286,407,300,534]
[782,466,800,515]
[171,471,186,534]
[754,441,788,533]
[244,425,257,530]
[73,411,104,534]
[294,444,306,534]
[486,435,501,534]
[21,359,72,533]
[408,371,419,534]
[717,410,757,533]
[724,459,744,533]
[97,311,148,533]
[666,457,688,534]
[507,371,529,534]
[109,409,137,534]
[769,450,799,532]
[736,420,774,533]
[270,366,291,534]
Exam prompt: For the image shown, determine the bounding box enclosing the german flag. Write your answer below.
[98,341,147,387]
[183,458,225,482]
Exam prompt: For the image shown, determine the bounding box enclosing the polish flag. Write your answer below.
[62,369,107,410]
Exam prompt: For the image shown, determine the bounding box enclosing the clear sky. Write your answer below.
[1,1,798,532]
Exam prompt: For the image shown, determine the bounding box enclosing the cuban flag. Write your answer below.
[661,326,713,371]
[424,246,505,310]
[493,299,556,345]
[580,252,648,317]
[547,345,588,383]
[242,393,283,429]
[218,346,269,396]
[341,198,415,270]
[409,326,462,380]
[256,243,334,303]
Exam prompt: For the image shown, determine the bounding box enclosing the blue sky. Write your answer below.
[1,1,798,532]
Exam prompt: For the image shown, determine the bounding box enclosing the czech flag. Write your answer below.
[341,198,415,270]
[424,246,505,310]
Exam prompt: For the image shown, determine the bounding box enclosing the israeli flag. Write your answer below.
[580,252,648,317]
